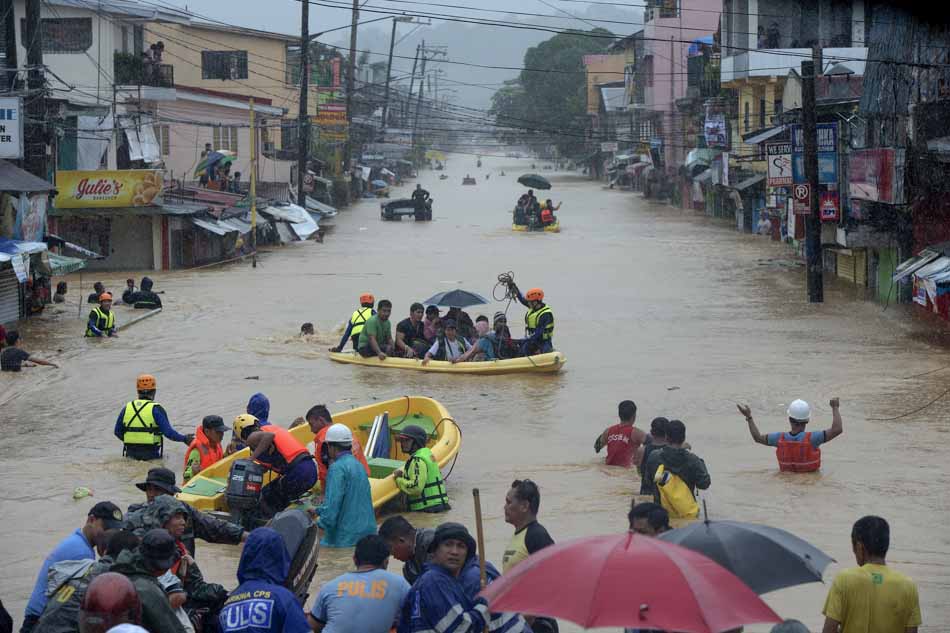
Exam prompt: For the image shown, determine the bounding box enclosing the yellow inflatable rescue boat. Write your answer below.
[328,350,566,375]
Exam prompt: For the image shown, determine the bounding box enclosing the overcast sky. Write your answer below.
[162,0,643,108]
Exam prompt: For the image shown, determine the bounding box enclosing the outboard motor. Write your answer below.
[225,459,266,528]
[270,509,320,604]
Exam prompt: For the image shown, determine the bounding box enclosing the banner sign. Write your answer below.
[0,97,23,159]
[820,191,840,221]
[790,122,838,185]
[849,148,905,204]
[704,112,728,149]
[766,142,792,186]
[54,170,164,208]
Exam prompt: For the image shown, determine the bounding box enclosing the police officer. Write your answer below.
[114,374,193,460]
[393,425,449,513]
[329,293,375,352]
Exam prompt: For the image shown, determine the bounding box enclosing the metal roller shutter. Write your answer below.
[0,266,20,325]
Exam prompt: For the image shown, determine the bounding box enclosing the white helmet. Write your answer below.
[787,399,811,422]
[325,423,353,444]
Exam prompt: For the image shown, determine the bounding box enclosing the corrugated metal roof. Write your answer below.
[192,218,236,236]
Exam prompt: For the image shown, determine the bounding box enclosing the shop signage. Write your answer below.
[793,183,811,215]
[704,112,728,149]
[849,148,905,205]
[766,142,792,186]
[314,108,347,127]
[790,122,838,185]
[0,97,23,159]
[820,191,840,221]
[54,170,164,209]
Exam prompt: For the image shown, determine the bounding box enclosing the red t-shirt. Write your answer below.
[604,423,646,467]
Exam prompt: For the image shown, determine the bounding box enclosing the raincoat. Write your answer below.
[316,451,377,547]
[644,446,711,498]
[127,496,243,557]
[218,528,310,633]
[247,393,272,426]
[109,550,186,633]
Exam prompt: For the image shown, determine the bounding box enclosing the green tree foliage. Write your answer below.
[490,28,613,156]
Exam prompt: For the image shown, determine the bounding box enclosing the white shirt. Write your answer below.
[428,337,466,360]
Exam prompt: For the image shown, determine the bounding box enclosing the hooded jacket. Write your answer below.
[131,277,162,310]
[644,446,711,497]
[127,496,243,557]
[109,550,186,633]
[218,528,310,633]
[316,452,377,548]
[246,393,272,426]
[32,557,113,633]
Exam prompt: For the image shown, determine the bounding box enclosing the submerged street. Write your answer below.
[2,155,949,631]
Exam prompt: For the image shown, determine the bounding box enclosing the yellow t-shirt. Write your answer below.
[823,563,922,633]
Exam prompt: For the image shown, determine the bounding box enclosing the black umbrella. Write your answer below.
[517,173,551,190]
[422,289,489,308]
[658,519,834,595]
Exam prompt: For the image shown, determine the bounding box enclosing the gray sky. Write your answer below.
[163,0,643,107]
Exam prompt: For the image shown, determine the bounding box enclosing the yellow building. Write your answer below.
[727,78,785,174]
[583,54,626,115]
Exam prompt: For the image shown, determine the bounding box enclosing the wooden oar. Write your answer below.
[472,488,489,633]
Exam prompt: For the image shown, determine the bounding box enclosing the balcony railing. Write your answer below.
[114,52,174,88]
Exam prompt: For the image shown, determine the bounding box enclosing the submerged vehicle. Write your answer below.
[381,198,433,221]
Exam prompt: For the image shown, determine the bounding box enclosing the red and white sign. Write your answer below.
[793,183,811,215]
[820,191,840,221]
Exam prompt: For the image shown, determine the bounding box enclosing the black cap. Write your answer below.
[88,501,124,530]
[202,415,229,431]
[443,319,457,329]
[428,522,476,556]
[140,528,180,570]
[135,467,180,494]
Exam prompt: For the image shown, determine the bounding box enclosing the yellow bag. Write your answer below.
[654,464,699,519]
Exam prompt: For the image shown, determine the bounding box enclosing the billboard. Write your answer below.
[766,142,792,186]
[0,97,23,159]
[790,122,838,185]
[54,170,164,208]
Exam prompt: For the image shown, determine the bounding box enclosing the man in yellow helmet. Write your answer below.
[508,282,554,355]
[329,293,375,352]
[114,374,193,460]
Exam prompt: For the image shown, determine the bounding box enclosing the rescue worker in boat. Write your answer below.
[508,282,554,355]
[232,414,318,518]
[304,404,370,487]
[183,415,229,482]
[540,199,560,226]
[85,292,117,338]
[411,183,430,214]
[393,425,450,513]
[737,397,843,472]
[115,374,193,460]
[330,293,375,352]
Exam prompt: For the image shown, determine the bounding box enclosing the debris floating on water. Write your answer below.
[73,487,92,500]
[244,376,260,380]
[667,386,680,391]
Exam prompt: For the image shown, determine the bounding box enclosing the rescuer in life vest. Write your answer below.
[508,281,554,356]
[393,425,450,513]
[182,415,229,482]
[736,397,844,472]
[232,414,318,518]
[329,293,376,352]
[114,374,193,460]
[85,292,117,337]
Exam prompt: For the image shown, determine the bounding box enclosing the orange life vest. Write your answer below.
[256,425,310,473]
[541,208,554,224]
[182,426,223,480]
[314,426,371,484]
[776,432,821,472]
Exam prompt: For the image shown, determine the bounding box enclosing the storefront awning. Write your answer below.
[892,249,942,283]
[0,160,54,192]
[45,252,87,275]
[735,174,766,191]
[742,125,787,145]
[0,238,47,262]
[192,218,238,236]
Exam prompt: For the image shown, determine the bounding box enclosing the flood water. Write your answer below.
[2,155,949,631]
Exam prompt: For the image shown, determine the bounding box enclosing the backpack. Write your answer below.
[654,464,699,519]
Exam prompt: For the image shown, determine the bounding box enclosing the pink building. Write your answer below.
[641,0,721,170]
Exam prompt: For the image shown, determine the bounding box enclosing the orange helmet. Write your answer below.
[136,374,157,391]
[359,293,375,305]
[99,292,113,302]
[525,288,544,301]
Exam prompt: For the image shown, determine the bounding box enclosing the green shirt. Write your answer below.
[360,315,392,351]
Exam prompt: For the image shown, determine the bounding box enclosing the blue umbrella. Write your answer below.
[422,289,489,308]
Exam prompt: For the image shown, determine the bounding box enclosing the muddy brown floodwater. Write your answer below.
[2,155,949,631]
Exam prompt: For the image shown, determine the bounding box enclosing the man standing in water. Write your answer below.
[85,292,117,337]
[114,374,192,460]
[737,398,843,472]
[594,400,647,468]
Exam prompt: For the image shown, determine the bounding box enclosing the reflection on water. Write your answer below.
[2,155,949,631]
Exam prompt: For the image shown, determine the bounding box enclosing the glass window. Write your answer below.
[153,125,170,156]
[201,51,249,80]
[20,18,92,54]
[213,126,239,153]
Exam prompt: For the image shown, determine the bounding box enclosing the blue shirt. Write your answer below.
[316,452,377,547]
[311,568,410,633]
[25,528,94,616]
[219,579,310,633]
[475,337,497,361]
[113,401,187,444]
[766,430,826,448]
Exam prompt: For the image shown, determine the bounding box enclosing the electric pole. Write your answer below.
[297,0,309,207]
[407,43,420,119]
[342,0,359,174]
[24,0,45,180]
[381,17,398,136]
[802,55,823,303]
[1,0,17,90]
[412,43,427,148]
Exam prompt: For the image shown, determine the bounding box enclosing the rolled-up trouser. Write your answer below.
[260,456,318,518]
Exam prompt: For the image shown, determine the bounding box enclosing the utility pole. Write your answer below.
[802,55,823,303]
[381,17,399,135]
[407,43,420,117]
[342,0,358,174]
[250,98,258,268]
[1,0,17,90]
[412,43,427,148]
[24,0,45,179]
[296,0,309,207]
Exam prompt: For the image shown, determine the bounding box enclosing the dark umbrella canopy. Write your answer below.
[517,173,551,190]
[658,520,834,595]
[422,289,489,308]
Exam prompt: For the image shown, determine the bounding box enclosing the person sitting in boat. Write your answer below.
[444,307,475,341]
[541,200,560,226]
[508,283,554,355]
[393,425,450,513]
[231,414,317,519]
[455,316,495,362]
[423,305,442,343]
[422,319,470,365]
[396,302,430,358]
[490,312,520,359]
[330,293,375,352]
[304,404,370,487]
[315,424,377,548]
[182,415,229,483]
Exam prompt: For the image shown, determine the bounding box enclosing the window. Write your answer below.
[281,120,299,152]
[773,99,783,123]
[213,126,239,153]
[121,26,128,53]
[759,97,766,128]
[133,26,144,54]
[153,125,170,156]
[201,50,249,80]
[20,18,92,54]
[743,101,750,133]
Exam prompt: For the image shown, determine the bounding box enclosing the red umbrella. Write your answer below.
[479,532,781,633]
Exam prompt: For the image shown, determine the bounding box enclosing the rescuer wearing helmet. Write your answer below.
[329,293,376,352]
[114,374,193,460]
[393,424,450,513]
[85,292,117,337]
[508,281,554,355]
[736,397,844,472]
[232,414,317,518]
[314,423,376,547]
[78,572,142,633]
